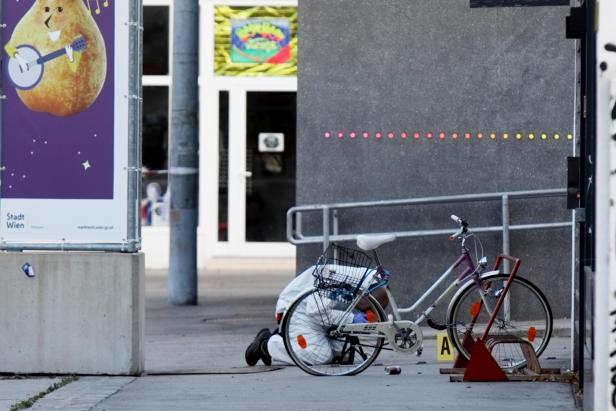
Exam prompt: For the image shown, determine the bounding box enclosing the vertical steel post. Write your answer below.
[333,209,339,238]
[502,195,511,321]
[128,0,143,252]
[168,1,199,305]
[323,206,330,251]
[296,212,303,238]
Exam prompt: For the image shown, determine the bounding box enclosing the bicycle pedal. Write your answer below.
[427,318,447,331]
[416,345,423,357]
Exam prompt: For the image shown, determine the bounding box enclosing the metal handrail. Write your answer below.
[286,189,572,271]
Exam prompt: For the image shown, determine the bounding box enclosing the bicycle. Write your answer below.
[281,215,553,376]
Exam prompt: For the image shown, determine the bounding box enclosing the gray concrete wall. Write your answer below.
[297,1,574,317]
[0,252,144,375]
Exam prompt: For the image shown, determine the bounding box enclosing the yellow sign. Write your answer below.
[437,332,455,362]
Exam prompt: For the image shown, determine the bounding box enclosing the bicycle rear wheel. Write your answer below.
[281,288,386,376]
[447,273,552,370]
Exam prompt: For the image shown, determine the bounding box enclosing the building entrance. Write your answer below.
[245,92,297,242]
[198,1,298,260]
[217,90,297,246]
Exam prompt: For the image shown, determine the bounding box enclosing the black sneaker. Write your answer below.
[245,328,271,366]
[260,338,272,366]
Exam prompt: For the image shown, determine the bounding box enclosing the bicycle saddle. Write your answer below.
[356,234,396,251]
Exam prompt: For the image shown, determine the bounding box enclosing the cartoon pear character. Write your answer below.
[4,0,107,117]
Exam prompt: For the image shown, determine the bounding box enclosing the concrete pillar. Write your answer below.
[0,252,144,375]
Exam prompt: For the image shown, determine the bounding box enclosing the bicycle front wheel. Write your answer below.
[281,288,386,376]
[447,273,553,370]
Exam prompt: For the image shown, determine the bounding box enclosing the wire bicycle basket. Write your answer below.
[312,244,376,302]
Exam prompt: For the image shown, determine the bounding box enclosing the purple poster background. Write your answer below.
[1,1,115,199]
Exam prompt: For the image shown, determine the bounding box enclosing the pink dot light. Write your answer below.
[401,132,408,139]
[324,132,331,139]
[439,132,446,140]
[477,133,484,139]
[464,133,471,139]
[375,132,382,139]
[362,132,370,139]
[387,132,395,139]
[337,132,344,139]
[413,132,420,139]
[426,132,433,139]
[349,132,357,139]
[452,133,459,139]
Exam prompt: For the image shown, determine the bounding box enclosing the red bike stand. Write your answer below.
[452,333,475,368]
[462,339,508,382]
[441,254,572,382]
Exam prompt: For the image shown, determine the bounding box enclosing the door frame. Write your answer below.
[198,0,298,260]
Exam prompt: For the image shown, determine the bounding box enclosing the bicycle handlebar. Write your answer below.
[449,215,469,240]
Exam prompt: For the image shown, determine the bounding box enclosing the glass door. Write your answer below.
[245,92,296,242]
[211,88,297,256]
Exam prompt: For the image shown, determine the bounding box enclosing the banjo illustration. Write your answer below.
[7,36,88,90]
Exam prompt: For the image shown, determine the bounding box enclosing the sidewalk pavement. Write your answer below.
[1,261,577,411]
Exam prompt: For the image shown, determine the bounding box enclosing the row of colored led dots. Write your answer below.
[322,131,574,140]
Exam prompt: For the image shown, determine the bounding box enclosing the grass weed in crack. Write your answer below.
[10,376,78,410]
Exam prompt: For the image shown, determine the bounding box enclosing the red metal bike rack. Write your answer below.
[448,255,520,381]
[462,254,521,381]
[443,255,572,382]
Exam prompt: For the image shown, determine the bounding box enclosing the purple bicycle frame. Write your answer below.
[384,247,485,324]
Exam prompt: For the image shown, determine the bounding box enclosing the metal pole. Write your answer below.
[333,209,339,238]
[323,206,330,251]
[502,195,511,322]
[168,0,199,305]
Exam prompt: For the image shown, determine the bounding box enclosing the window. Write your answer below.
[142,1,170,226]
[143,6,169,75]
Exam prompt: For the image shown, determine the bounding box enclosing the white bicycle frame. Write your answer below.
[337,241,499,353]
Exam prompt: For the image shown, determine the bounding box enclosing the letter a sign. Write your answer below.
[437,332,455,361]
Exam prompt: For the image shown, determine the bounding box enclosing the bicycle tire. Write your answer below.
[447,273,553,370]
[281,288,386,376]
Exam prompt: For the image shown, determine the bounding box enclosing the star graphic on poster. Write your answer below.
[82,160,92,171]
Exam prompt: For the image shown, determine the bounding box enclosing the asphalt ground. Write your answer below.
[1,262,577,411]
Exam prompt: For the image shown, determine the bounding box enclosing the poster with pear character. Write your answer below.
[2,0,114,200]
